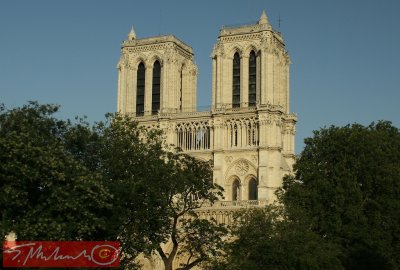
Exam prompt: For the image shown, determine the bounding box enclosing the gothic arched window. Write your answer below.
[136,62,145,116]
[249,51,257,107]
[232,178,240,201]
[152,60,161,115]
[232,52,241,108]
[248,178,258,200]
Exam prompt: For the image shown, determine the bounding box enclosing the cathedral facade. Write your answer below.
[117,11,296,205]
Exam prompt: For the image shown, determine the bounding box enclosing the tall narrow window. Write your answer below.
[232,179,240,201]
[248,178,258,200]
[232,52,241,108]
[249,51,257,107]
[152,61,161,115]
[136,62,145,116]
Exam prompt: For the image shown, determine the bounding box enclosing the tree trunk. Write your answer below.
[164,260,173,270]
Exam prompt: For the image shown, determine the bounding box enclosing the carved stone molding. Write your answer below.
[235,160,249,176]
[225,156,233,164]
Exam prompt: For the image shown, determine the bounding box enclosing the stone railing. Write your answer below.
[199,200,268,210]
[195,200,269,225]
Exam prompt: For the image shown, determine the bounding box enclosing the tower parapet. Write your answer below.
[212,11,291,113]
[118,31,197,116]
[117,11,296,203]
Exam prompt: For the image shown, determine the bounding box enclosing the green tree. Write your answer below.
[0,102,112,241]
[67,113,227,269]
[65,113,173,267]
[209,206,342,270]
[154,153,226,270]
[281,121,400,269]
[65,113,228,269]
[0,102,227,269]
[212,121,400,270]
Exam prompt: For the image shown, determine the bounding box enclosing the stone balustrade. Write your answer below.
[195,200,268,225]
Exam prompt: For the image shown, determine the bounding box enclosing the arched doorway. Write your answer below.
[232,178,240,201]
[248,178,258,200]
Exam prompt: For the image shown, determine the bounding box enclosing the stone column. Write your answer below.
[212,57,217,109]
[161,61,168,113]
[266,51,274,105]
[241,55,249,107]
[260,49,268,105]
[144,64,153,115]
[286,63,290,113]
[126,66,137,114]
[256,53,261,106]
[159,62,164,113]
[224,56,233,107]
[190,66,197,112]
[217,55,223,108]
[120,66,128,113]
[117,66,122,112]
[181,66,187,112]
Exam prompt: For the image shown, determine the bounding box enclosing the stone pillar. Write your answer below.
[241,55,249,107]
[212,57,217,109]
[121,66,128,113]
[161,61,168,113]
[190,65,197,112]
[222,56,231,107]
[266,51,274,105]
[144,64,153,115]
[286,63,290,113]
[117,66,123,113]
[126,66,137,114]
[217,55,223,108]
[256,53,261,106]
[257,149,269,201]
[260,49,268,105]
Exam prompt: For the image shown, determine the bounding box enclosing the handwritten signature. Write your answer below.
[3,242,119,266]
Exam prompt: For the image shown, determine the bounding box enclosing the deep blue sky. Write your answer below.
[1,0,399,153]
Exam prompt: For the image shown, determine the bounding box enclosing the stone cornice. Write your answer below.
[219,23,284,45]
[122,35,193,55]
[219,23,272,37]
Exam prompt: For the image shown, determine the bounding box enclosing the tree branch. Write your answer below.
[157,245,167,264]
[177,257,203,270]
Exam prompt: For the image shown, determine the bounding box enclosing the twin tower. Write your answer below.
[117,11,296,203]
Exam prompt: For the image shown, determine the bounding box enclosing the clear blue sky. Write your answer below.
[1,0,399,153]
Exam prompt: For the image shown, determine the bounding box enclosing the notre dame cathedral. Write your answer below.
[117,11,296,207]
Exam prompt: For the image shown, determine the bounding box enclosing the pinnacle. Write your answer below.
[128,26,136,40]
[259,10,269,25]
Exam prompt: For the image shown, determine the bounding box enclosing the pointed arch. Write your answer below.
[151,60,161,115]
[224,158,257,182]
[136,62,145,116]
[229,45,243,57]
[232,52,241,108]
[148,54,163,67]
[243,44,259,56]
[232,178,241,201]
[248,50,257,107]
[132,54,148,68]
[248,177,258,200]
[179,63,186,111]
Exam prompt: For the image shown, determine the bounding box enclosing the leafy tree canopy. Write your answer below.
[0,102,227,269]
[212,121,400,270]
[0,102,112,241]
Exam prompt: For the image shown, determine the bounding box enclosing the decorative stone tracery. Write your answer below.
[117,11,297,206]
[235,160,249,176]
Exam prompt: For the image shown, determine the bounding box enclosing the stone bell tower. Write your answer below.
[210,11,296,201]
[211,10,290,113]
[117,27,198,116]
[116,11,296,204]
